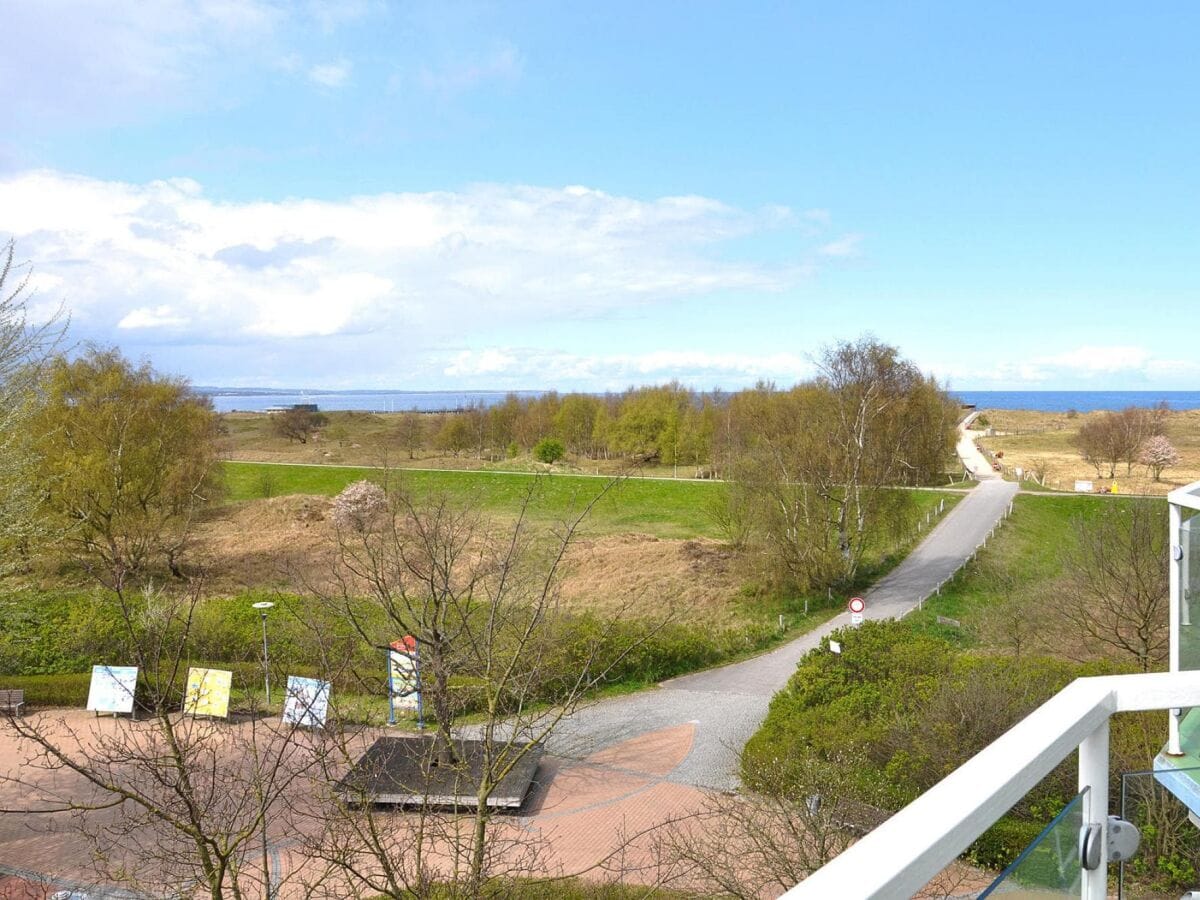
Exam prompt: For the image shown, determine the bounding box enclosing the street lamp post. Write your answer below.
[249,600,276,899]
[252,601,275,707]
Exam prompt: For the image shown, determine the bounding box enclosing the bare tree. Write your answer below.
[969,574,1051,657]
[272,407,328,444]
[395,411,425,460]
[0,238,68,570]
[1052,499,1168,671]
[301,475,672,896]
[1075,406,1166,478]
[653,755,888,898]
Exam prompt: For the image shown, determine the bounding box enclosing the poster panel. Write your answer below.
[282,675,330,727]
[389,637,419,712]
[183,667,232,718]
[86,665,139,713]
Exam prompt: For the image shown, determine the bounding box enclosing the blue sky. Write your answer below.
[1,1,1197,390]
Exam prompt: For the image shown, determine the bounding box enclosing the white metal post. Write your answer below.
[1170,500,1183,755]
[1079,719,1109,900]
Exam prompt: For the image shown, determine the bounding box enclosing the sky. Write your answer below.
[1,1,1197,392]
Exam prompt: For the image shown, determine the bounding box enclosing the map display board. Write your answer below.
[183,667,233,718]
[389,637,420,712]
[86,665,139,714]
[282,675,330,727]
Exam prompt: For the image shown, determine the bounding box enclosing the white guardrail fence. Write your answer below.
[784,671,1200,899]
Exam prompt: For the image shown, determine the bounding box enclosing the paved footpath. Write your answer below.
[544,420,1019,791]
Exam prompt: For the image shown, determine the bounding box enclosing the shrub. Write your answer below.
[533,438,565,464]
[967,817,1044,869]
[3,672,91,707]
[332,479,387,532]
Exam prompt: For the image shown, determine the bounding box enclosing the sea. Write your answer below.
[199,388,1200,415]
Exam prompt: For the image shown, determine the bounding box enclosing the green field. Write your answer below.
[223,460,962,543]
[223,461,727,538]
[907,493,1164,642]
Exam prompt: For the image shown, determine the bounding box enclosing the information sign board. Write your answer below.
[87,665,138,714]
[389,637,420,712]
[282,676,330,727]
[183,667,232,718]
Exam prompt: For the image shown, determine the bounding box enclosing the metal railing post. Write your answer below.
[1169,501,1183,755]
[1079,719,1109,900]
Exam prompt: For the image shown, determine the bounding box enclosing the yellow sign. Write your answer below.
[184,667,232,718]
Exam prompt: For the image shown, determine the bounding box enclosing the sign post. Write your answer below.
[388,636,422,728]
[848,596,866,627]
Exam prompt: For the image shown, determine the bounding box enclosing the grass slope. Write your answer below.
[906,493,1162,644]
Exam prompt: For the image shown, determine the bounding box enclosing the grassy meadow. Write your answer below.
[224,460,961,541]
[223,460,726,539]
[906,492,1164,651]
[976,407,1200,495]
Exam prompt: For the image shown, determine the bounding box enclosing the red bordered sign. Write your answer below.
[848,597,865,614]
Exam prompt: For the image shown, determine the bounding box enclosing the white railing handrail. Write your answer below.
[785,670,1200,899]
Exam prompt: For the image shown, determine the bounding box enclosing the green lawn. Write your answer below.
[223,461,961,544]
[223,461,727,538]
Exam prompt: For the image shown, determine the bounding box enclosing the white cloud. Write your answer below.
[817,233,863,258]
[1032,345,1152,374]
[0,169,818,360]
[308,60,351,89]
[443,348,813,389]
[0,1,287,125]
[119,305,190,329]
[934,344,1200,387]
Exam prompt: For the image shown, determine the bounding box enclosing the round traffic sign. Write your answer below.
[848,597,865,614]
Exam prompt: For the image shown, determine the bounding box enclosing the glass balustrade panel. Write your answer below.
[978,790,1085,897]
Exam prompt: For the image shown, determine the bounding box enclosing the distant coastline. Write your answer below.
[197,388,1200,415]
[951,390,1200,413]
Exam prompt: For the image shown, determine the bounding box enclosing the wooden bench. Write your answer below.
[0,689,25,716]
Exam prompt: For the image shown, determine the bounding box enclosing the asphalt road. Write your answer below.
[547,423,1019,790]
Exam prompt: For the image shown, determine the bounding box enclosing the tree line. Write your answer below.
[294,358,959,484]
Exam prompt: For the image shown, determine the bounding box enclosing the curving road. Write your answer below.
[546,418,1019,790]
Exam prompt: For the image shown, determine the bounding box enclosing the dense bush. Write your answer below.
[743,620,1133,872]
[2,672,91,707]
[533,437,565,464]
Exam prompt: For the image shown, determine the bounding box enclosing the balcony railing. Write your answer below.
[784,670,1200,899]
